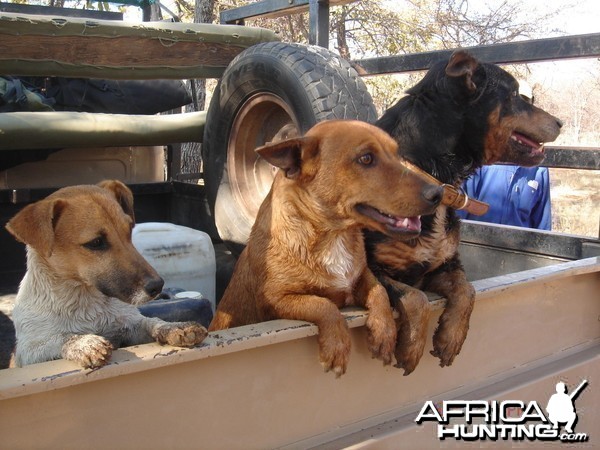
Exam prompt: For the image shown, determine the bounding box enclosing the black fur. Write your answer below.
[365,50,562,370]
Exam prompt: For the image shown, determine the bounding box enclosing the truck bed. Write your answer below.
[0,228,598,448]
[1,8,598,447]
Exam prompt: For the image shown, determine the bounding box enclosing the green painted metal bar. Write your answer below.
[0,111,206,150]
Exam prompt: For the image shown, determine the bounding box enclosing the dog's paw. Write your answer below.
[394,333,427,376]
[365,312,397,366]
[393,292,430,375]
[154,322,208,347]
[431,318,470,367]
[318,321,351,378]
[431,292,474,367]
[62,334,113,369]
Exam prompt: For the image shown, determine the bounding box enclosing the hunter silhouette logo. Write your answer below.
[546,380,588,435]
[415,379,589,442]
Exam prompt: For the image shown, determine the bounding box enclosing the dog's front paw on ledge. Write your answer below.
[153,322,208,348]
[365,314,396,366]
[394,335,427,376]
[318,324,351,378]
[431,319,470,367]
[61,334,114,369]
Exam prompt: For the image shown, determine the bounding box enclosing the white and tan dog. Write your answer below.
[6,180,207,368]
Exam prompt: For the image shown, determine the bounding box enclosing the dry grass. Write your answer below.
[550,167,600,238]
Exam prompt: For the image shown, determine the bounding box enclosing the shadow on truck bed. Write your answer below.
[0,310,15,368]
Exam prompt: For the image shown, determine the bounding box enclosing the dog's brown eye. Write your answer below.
[357,153,374,166]
[83,236,109,251]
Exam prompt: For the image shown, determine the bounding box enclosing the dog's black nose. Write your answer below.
[144,277,164,298]
[423,185,443,205]
[556,118,563,128]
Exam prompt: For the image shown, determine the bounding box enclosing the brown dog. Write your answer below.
[6,180,207,368]
[209,120,442,376]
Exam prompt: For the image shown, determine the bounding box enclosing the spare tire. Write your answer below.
[202,42,376,253]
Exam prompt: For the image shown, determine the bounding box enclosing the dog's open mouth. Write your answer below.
[510,131,545,157]
[356,204,421,234]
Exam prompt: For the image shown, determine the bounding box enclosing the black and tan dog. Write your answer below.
[210,120,442,377]
[367,50,562,374]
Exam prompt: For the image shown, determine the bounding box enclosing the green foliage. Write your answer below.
[331,0,433,59]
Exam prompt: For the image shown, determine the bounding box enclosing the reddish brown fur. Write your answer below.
[369,206,462,374]
[209,120,442,377]
[7,181,160,303]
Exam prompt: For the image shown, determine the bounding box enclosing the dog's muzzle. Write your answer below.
[398,160,489,216]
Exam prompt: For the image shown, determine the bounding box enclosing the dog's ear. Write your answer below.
[445,50,479,93]
[256,137,318,180]
[6,198,67,257]
[98,180,135,222]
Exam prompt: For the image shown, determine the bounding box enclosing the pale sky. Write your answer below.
[128,0,599,37]
[383,0,599,37]
[524,0,599,35]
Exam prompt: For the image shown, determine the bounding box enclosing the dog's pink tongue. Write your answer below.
[512,132,543,152]
[395,216,421,232]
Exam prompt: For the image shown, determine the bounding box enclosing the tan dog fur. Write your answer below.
[6,180,207,368]
[209,120,442,376]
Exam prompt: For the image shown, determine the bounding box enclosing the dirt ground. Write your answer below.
[550,168,600,237]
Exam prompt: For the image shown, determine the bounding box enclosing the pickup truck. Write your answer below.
[0,2,598,448]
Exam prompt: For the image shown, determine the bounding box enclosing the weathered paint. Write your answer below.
[0,12,280,79]
[0,258,597,448]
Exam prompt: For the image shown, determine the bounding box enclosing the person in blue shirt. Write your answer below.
[456,164,552,230]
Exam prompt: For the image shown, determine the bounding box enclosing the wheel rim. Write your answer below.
[227,92,299,224]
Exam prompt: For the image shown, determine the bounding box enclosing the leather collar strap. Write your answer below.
[398,159,489,216]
